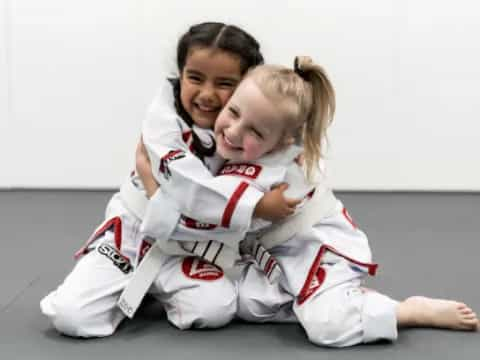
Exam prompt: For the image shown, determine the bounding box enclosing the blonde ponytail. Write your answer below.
[294,56,335,181]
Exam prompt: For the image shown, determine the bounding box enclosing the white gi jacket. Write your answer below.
[118,79,264,266]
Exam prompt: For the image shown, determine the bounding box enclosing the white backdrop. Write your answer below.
[1,0,479,190]
[0,0,11,187]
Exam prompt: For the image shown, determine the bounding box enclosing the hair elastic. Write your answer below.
[294,56,308,79]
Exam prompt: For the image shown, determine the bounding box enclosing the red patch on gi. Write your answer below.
[218,163,262,179]
[297,246,328,305]
[181,215,217,230]
[297,266,326,305]
[182,257,223,281]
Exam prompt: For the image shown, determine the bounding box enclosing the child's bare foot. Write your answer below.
[397,296,478,331]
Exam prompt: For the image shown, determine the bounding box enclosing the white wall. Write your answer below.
[0,0,12,187]
[1,0,479,190]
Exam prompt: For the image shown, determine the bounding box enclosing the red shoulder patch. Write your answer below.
[181,215,217,230]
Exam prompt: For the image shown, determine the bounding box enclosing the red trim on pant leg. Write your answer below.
[342,207,358,229]
[111,217,122,251]
[297,243,379,306]
[221,181,249,228]
[138,239,152,264]
[297,245,328,306]
[322,244,378,276]
[74,216,123,259]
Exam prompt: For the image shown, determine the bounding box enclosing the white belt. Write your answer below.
[117,239,162,318]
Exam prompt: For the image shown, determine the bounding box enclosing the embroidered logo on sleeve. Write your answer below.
[159,150,186,180]
[180,215,217,230]
[218,163,262,179]
[98,244,133,274]
[182,257,223,281]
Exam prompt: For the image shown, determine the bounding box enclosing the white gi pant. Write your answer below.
[40,193,237,338]
[237,211,399,348]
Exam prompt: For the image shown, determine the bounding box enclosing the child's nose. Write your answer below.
[199,82,216,101]
[226,123,242,141]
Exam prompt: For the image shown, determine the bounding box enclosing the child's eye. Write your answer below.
[218,81,236,89]
[228,107,239,118]
[251,128,263,139]
[188,75,202,83]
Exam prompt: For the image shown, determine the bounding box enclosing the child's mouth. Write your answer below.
[194,103,218,113]
[223,134,243,151]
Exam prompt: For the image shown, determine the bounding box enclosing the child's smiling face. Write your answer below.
[179,47,242,129]
[214,78,292,162]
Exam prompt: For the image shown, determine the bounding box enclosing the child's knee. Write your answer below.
[168,278,237,329]
[200,291,236,328]
[237,264,294,322]
[296,287,364,347]
[237,285,281,322]
[40,292,117,338]
[237,290,262,322]
[301,313,359,347]
[197,282,237,327]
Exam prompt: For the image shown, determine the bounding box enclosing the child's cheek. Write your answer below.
[242,138,263,161]
[221,89,235,105]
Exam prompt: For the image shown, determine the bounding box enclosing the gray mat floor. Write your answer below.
[0,190,479,359]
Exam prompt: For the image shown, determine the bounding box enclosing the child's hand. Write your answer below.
[254,183,301,221]
[136,138,159,199]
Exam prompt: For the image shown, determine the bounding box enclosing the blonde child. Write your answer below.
[220,57,478,347]
[138,56,479,347]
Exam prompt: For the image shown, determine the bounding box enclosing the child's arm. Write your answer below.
[137,157,300,246]
[137,136,297,221]
[139,149,305,246]
[253,183,300,221]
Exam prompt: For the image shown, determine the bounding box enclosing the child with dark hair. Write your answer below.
[40,22,293,338]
